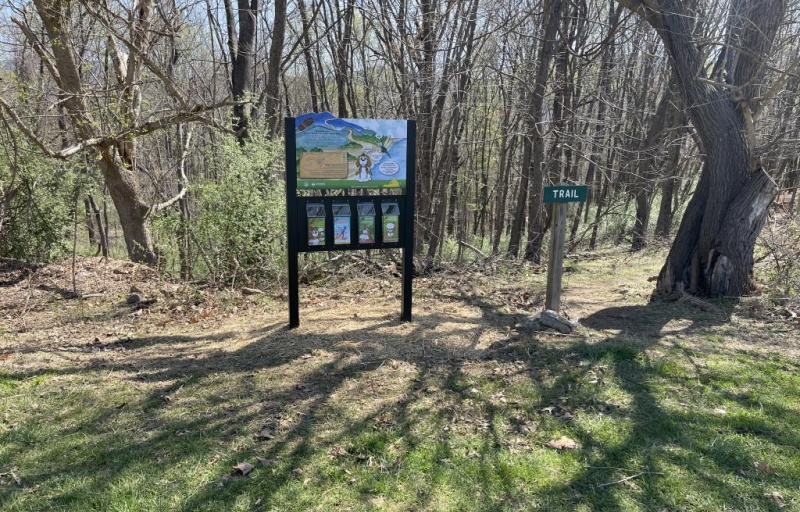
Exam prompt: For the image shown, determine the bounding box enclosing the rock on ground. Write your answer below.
[515,310,577,334]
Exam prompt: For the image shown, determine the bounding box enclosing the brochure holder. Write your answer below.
[381,202,400,243]
[306,203,326,247]
[357,203,376,244]
[332,204,352,245]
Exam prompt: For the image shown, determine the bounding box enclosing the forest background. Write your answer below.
[1,0,799,300]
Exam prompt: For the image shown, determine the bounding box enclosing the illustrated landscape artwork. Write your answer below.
[295,112,408,189]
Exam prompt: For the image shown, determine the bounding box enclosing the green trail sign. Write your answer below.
[544,185,588,203]
[544,183,588,312]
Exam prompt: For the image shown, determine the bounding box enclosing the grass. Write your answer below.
[1,250,799,511]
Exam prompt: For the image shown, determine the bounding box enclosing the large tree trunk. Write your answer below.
[98,146,159,265]
[709,168,777,294]
[617,0,785,297]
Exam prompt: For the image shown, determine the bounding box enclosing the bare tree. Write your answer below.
[615,0,787,296]
[1,1,234,264]
[523,0,564,263]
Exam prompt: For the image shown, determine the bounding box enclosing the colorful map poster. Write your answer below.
[295,112,408,190]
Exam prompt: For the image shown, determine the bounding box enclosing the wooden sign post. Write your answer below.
[543,185,588,312]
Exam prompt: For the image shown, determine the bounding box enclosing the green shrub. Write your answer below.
[155,130,286,286]
[0,142,76,263]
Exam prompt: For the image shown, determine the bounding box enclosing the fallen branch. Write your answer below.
[598,471,664,488]
[457,239,487,259]
[348,254,386,272]
[80,293,106,299]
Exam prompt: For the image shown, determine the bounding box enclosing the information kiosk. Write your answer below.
[285,113,416,328]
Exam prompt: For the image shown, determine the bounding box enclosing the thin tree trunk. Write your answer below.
[571,5,619,247]
[503,0,562,261]
[631,78,679,250]
[655,116,686,239]
[86,195,109,257]
[415,0,436,253]
[492,114,518,255]
[589,173,608,250]
[226,0,258,143]
[298,0,320,112]
[262,0,287,135]
[84,197,98,252]
[335,0,355,118]
[424,0,479,260]
[523,0,564,263]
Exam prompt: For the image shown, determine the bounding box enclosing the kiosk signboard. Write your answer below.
[286,113,416,327]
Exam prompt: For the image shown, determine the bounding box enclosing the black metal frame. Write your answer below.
[285,117,416,328]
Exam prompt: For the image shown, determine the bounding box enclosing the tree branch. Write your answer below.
[78,0,190,110]
[148,129,193,216]
[106,35,128,84]
[116,100,242,139]
[612,0,655,25]
[695,76,736,91]
[11,17,62,89]
[751,53,800,118]
[1,97,239,160]
[149,185,188,216]
[0,97,104,158]
[598,472,664,488]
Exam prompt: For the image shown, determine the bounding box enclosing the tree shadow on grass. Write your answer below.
[2,297,798,511]
[2,310,509,510]
[515,302,799,511]
[580,299,728,339]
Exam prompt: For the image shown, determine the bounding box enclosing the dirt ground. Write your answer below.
[1,253,798,379]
